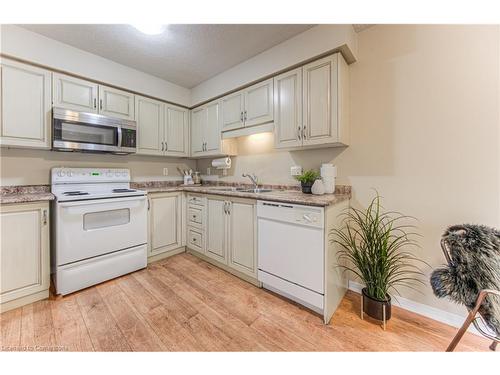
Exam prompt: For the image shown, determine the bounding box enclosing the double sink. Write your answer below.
[209,187,274,194]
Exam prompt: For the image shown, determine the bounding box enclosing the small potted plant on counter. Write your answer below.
[331,193,426,329]
[295,169,320,194]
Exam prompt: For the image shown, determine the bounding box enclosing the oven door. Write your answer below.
[55,196,147,265]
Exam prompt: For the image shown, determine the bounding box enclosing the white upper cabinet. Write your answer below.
[54,73,136,121]
[219,79,274,132]
[164,104,189,157]
[135,95,163,156]
[205,101,222,153]
[190,106,205,155]
[0,59,52,149]
[244,78,273,127]
[273,68,303,149]
[190,100,236,158]
[302,54,349,146]
[98,85,135,120]
[221,92,244,131]
[274,53,349,149]
[53,73,98,113]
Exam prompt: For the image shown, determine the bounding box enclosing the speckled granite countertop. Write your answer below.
[1,181,351,207]
[132,181,351,207]
[0,185,55,204]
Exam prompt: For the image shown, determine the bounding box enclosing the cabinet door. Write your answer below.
[227,198,257,277]
[53,73,98,113]
[135,96,164,155]
[190,106,205,155]
[205,197,227,264]
[164,104,189,157]
[302,55,339,146]
[149,192,182,257]
[204,100,221,153]
[98,85,135,120]
[273,68,302,149]
[244,78,273,127]
[0,202,49,306]
[221,91,244,131]
[0,59,51,149]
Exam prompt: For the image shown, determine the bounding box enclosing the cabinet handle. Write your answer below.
[297,126,302,140]
[42,209,47,225]
[240,111,243,122]
[161,141,164,151]
[302,125,306,139]
[165,141,168,151]
[99,99,103,111]
[93,98,97,109]
[244,110,247,121]
[192,238,197,242]
[227,202,231,215]
[223,201,227,214]
[147,199,150,211]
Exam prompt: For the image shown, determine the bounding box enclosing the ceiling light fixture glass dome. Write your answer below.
[131,24,167,35]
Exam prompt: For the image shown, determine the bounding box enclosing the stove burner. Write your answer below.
[112,188,136,193]
[63,191,89,196]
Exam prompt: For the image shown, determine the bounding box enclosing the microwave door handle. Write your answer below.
[117,127,123,148]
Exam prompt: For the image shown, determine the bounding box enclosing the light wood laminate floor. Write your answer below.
[0,253,490,351]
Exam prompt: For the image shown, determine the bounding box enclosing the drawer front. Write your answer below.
[187,228,204,253]
[187,194,205,207]
[188,207,203,228]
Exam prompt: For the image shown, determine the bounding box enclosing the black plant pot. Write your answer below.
[362,288,392,321]
[301,181,313,194]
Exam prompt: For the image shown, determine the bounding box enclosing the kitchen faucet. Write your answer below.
[242,173,258,188]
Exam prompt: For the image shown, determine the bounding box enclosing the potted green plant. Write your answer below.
[295,169,320,194]
[331,194,426,322]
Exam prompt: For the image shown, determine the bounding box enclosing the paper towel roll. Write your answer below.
[212,157,232,169]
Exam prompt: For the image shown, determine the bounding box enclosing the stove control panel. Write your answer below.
[51,168,131,184]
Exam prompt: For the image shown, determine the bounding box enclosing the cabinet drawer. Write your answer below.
[187,207,203,227]
[187,228,204,253]
[187,194,205,207]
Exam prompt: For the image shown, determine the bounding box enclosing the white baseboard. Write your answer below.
[348,280,481,336]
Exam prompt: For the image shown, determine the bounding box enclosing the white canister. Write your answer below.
[311,179,325,195]
[322,177,335,194]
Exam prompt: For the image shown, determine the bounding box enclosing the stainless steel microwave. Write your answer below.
[52,108,137,154]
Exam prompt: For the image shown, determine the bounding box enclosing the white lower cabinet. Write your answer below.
[227,198,257,278]
[205,196,228,263]
[0,59,52,149]
[0,202,50,312]
[148,192,184,259]
[188,194,257,280]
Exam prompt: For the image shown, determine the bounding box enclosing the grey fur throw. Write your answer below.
[430,224,500,336]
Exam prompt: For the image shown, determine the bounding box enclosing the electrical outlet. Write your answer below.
[291,165,302,176]
[163,168,168,176]
[207,167,211,175]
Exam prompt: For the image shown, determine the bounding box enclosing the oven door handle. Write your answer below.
[117,126,123,148]
[58,196,146,208]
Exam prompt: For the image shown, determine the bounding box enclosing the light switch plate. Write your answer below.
[163,168,169,176]
[290,165,302,176]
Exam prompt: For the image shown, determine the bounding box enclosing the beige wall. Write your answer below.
[202,25,500,315]
[0,148,195,186]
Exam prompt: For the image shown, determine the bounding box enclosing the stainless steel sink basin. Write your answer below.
[208,187,247,192]
[208,187,273,193]
[240,188,273,193]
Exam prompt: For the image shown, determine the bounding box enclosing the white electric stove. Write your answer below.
[51,167,148,295]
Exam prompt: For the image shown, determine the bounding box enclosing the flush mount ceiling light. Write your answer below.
[131,24,167,35]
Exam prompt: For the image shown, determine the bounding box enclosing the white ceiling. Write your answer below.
[20,24,315,88]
